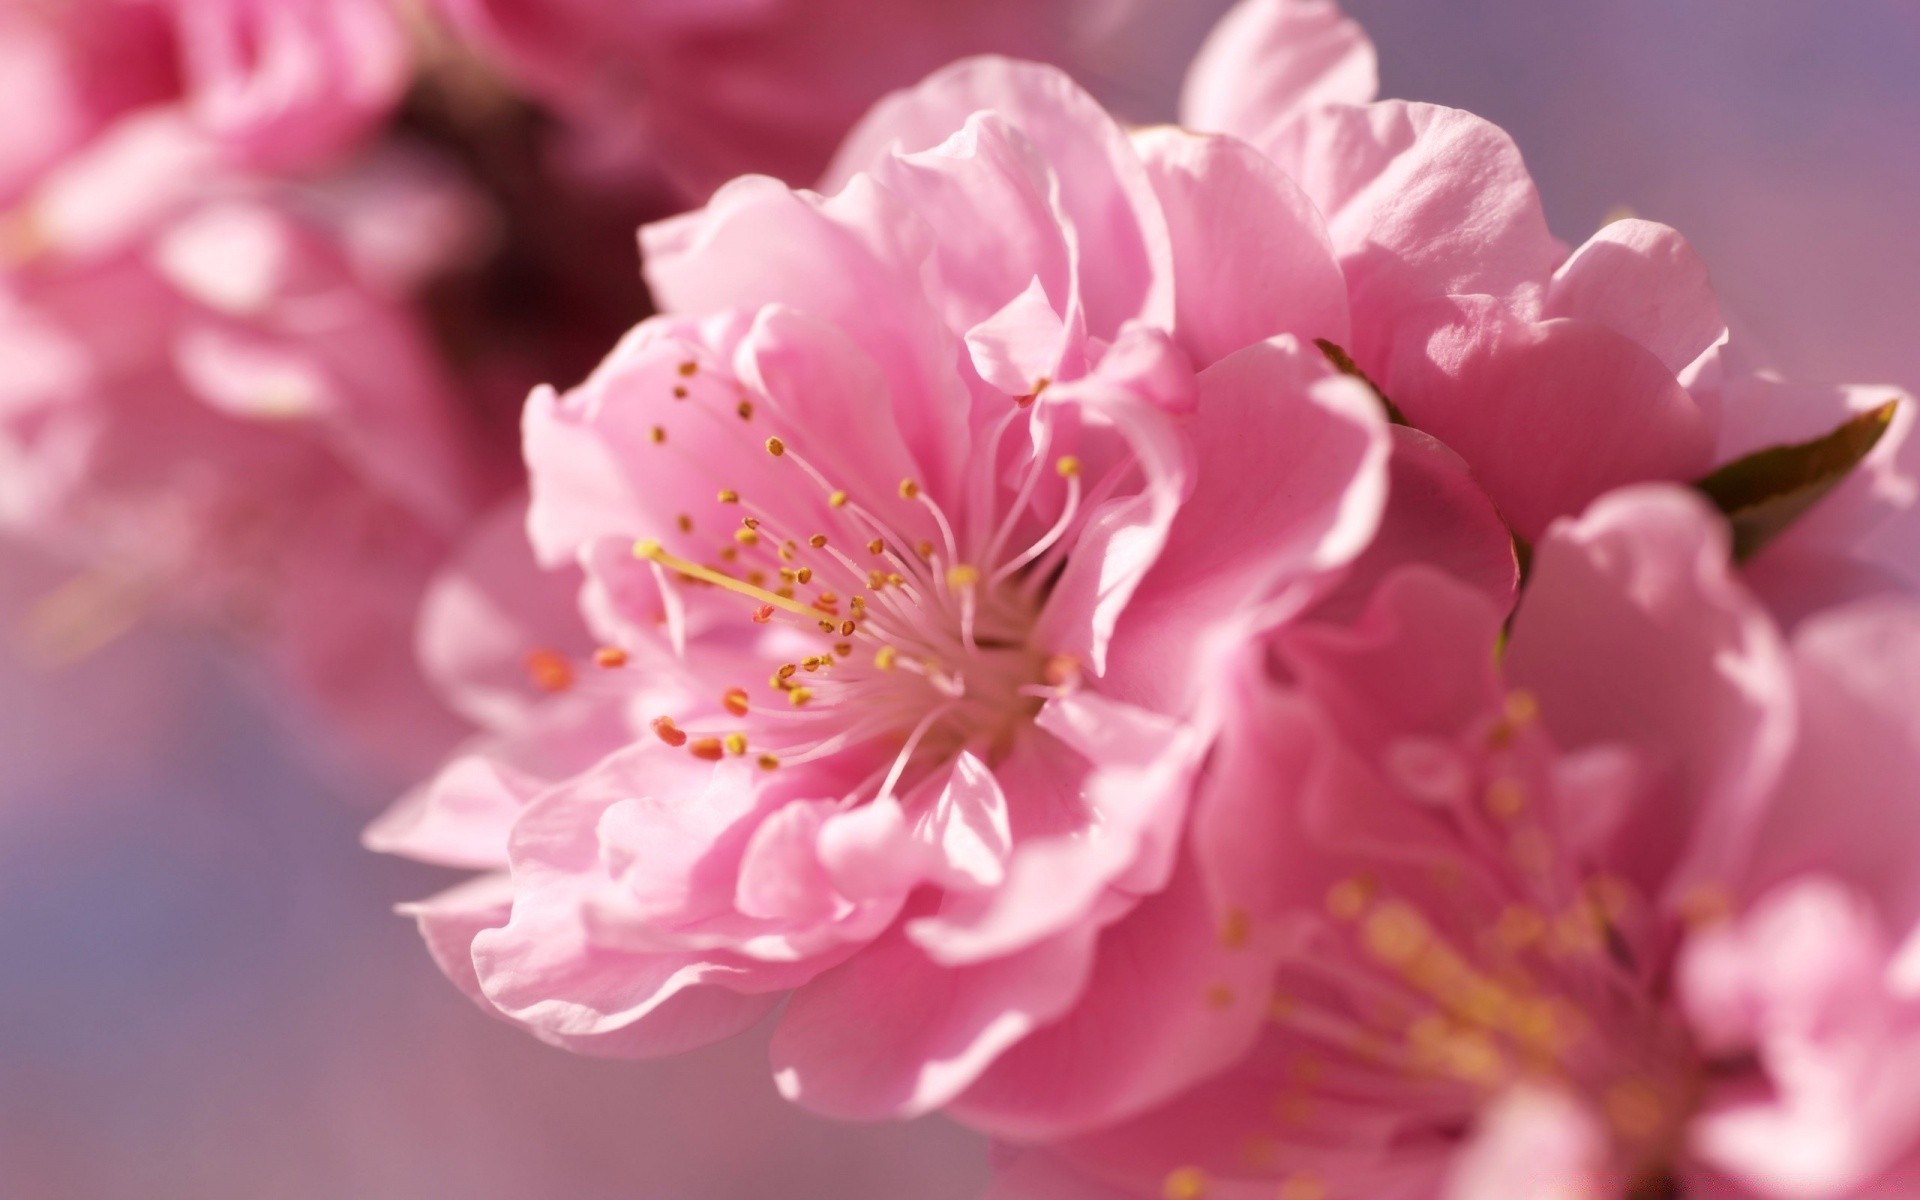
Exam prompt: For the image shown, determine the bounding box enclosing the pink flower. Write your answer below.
[0,0,410,187]
[997,485,1920,1200]
[0,90,494,773]
[371,49,1459,1132]
[424,0,1239,199]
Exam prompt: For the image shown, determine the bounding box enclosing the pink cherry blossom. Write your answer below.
[997,485,1920,1200]
[372,51,1441,1132]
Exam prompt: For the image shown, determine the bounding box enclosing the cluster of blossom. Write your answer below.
[13,0,1920,1196]
[0,0,1187,773]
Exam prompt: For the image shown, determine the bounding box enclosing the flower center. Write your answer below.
[1239,695,1702,1196]
[627,361,1085,805]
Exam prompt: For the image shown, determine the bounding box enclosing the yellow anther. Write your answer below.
[898,478,921,499]
[1326,877,1374,921]
[777,664,798,680]
[833,642,854,656]
[1484,777,1527,820]
[766,436,786,457]
[736,400,754,420]
[524,648,574,694]
[1162,1167,1209,1200]
[1504,689,1541,727]
[676,361,698,377]
[1055,455,1081,477]
[874,646,898,671]
[916,541,934,559]
[866,537,885,555]
[723,733,749,757]
[817,619,836,634]
[779,568,798,584]
[1494,904,1546,951]
[722,687,750,717]
[649,425,667,444]
[734,528,760,547]
[779,540,797,562]
[839,620,856,637]
[946,564,980,589]
[1363,902,1429,965]
[756,753,780,771]
[1219,908,1251,949]
[741,517,761,530]
[717,489,740,504]
[796,567,813,584]
[788,687,814,708]
[829,490,849,508]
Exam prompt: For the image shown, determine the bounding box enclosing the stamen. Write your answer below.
[651,717,688,748]
[524,649,574,693]
[689,738,725,762]
[635,539,819,621]
[593,647,629,669]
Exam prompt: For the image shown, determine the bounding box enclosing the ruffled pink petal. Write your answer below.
[1180,0,1379,144]
[414,495,592,732]
[470,753,822,1057]
[948,858,1279,1141]
[397,872,516,1011]
[823,56,1174,338]
[1683,878,1920,1199]
[1105,335,1388,711]
[1260,100,1562,370]
[1386,296,1715,539]
[1545,218,1728,382]
[641,175,973,496]
[907,695,1203,966]
[865,111,1077,344]
[1505,486,1796,904]
[769,918,1101,1121]
[1300,426,1518,626]
[1742,598,1920,931]
[1134,127,1351,368]
[1031,324,1196,675]
[1443,1086,1609,1200]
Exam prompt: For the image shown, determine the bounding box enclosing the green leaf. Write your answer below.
[1694,399,1900,560]
[1314,338,1408,426]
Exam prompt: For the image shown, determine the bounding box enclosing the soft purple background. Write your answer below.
[4,3,1916,1196]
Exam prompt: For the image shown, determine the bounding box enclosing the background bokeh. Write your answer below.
[4,3,1915,1196]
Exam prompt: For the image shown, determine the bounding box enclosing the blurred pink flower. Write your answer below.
[0,1,495,774]
[993,486,1920,1199]
[425,0,1236,199]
